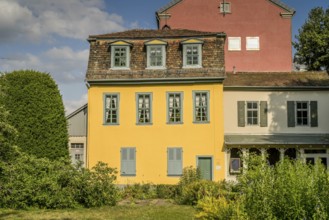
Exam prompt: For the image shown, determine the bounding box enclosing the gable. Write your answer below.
[157,0,295,14]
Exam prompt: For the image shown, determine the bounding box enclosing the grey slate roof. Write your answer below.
[157,0,295,14]
[67,104,87,118]
[225,134,329,146]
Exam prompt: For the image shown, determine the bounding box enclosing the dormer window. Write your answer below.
[181,39,203,68]
[110,41,131,69]
[145,39,167,69]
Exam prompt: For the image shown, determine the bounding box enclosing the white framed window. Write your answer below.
[183,44,202,68]
[229,148,242,174]
[246,37,260,50]
[193,91,209,123]
[70,143,84,165]
[296,101,309,126]
[220,2,231,13]
[246,101,259,125]
[228,37,241,51]
[104,93,119,125]
[111,46,130,69]
[167,92,183,124]
[136,93,152,124]
[147,45,166,69]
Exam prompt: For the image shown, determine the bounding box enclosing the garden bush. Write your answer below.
[121,183,156,200]
[0,150,119,209]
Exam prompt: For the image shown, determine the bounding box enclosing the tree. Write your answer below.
[0,70,69,159]
[0,79,18,161]
[293,7,329,72]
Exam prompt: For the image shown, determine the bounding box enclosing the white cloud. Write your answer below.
[0,0,127,42]
[64,93,88,116]
[1,47,89,84]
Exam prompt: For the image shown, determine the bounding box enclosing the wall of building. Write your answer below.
[224,90,329,134]
[159,0,293,72]
[88,83,225,184]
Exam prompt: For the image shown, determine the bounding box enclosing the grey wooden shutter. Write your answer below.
[167,148,182,176]
[260,101,268,127]
[237,101,245,127]
[287,101,295,127]
[121,147,136,175]
[310,101,318,127]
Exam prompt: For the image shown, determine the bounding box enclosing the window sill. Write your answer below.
[146,66,166,70]
[110,67,130,70]
[136,123,153,126]
[183,65,202,69]
[103,123,120,126]
[193,121,210,124]
[120,174,136,177]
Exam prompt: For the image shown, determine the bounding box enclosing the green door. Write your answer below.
[198,157,212,180]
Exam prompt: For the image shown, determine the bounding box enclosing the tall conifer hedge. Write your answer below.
[0,70,68,159]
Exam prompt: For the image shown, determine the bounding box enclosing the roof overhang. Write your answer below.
[87,77,225,86]
[225,134,329,148]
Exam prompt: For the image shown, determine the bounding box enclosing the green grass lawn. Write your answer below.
[0,200,195,220]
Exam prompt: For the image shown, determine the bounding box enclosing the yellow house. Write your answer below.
[86,29,226,184]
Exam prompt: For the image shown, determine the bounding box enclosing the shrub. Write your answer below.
[121,183,156,200]
[0,150,118,209]
[0,70,68,159]
[178,166,201,188]
[155,184,179,199]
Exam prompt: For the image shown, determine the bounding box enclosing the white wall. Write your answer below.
[224,90,329,134]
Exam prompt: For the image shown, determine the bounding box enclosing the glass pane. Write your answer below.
[306,158,315,165]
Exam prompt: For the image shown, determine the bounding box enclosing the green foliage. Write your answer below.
[293,7,329,72]
[0,70,68,159]
[121,183,156,200]
[238,155,329,219]
[0,150,119,209]
[178,166,201,188]
[155,184,180,199]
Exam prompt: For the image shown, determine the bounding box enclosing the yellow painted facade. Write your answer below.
[87,82,225,185]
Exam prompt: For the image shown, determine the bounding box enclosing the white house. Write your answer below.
[224,72,329,180]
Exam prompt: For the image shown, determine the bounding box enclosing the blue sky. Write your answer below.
[0,0,328,114]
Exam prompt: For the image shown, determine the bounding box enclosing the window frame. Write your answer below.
[193,91,210,123]
[228,37,241,51]
[246,101,259,126]
[183,44,202,68]
[295,101,309,126]
[220,2,231,13]
[229,148,242,174]
[146,45,166,69]
[136,93,153,125]
[246,37,260,51]
[103,93,120,125]
[111,45,130,69]
[166,92,183,124]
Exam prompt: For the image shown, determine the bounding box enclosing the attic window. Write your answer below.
[110,41,132,69]
[220,2,231,13]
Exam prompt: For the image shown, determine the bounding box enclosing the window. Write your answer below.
[193,91,209,123]
[287,101,318,127]
[228,37,241,51]
[167,92,183,123]
[183,44,202,68]
[104,93,119,124]
[304,149,328,169]
[246,37,260,50]
[71,143,84,148]
[167,148,183,176]
[136,93,152,124]
[121,147,136,176]
[246,101,258,125]
[229,148,242,174]
[111,46,130,69]
[220,2,231,13]
[70,143,84,165]
[296,101,309,126]
[237,101,268,127]
[147,45,166,69]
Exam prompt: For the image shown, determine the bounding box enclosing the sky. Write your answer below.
[0,0,328,115]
